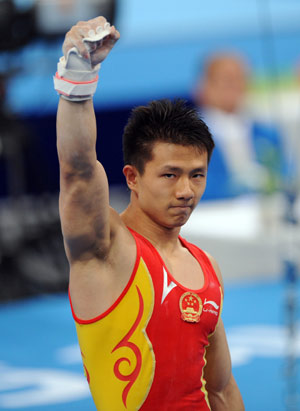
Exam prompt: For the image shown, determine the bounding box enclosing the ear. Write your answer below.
[123,165,139,192]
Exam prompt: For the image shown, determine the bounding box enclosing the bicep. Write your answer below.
[204,252,230,389]
[204,319,245,410]
[204,318,232,393]
[59,160,111,261]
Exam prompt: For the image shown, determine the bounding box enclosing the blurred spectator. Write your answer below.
[193,52,286,200]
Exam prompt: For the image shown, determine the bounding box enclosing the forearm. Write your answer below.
[57,97,97,173]
[207,374,245,411]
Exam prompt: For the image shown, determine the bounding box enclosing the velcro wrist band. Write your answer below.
[54,71,99,100]
[53,25,111,100]
[53,47,101,100]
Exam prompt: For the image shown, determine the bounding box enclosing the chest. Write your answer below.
[144,252,222,339]
[136,234,222,337]
[158,247,205,290]
[143,258,222,388]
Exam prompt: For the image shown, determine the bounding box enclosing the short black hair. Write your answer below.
[122,99,214,174]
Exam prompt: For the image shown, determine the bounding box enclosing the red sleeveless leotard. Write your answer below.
[70,228,223,410]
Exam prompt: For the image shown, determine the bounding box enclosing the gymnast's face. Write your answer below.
[132,142,207,229]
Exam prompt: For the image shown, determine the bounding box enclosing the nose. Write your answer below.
[175,177,194,201]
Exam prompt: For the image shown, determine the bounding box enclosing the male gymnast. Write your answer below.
[54,16,244,411]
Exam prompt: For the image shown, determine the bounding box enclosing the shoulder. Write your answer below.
[203,250,224,292]
[180,237,224,292]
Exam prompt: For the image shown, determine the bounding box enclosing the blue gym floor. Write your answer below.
[0,279,299,411]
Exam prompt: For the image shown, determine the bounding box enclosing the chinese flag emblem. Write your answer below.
[179,292,202,323]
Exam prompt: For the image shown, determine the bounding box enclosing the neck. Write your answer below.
[121,203,181,253]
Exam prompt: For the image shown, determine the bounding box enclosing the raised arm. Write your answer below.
[56,17,120,263]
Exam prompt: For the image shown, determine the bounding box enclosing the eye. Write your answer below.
[193,173,206,179]
[163,173,176,179]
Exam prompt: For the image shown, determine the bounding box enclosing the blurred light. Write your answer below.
[35,0,116,37]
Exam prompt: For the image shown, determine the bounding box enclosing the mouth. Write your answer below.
[170,205,193,212]
[171,203,193,208]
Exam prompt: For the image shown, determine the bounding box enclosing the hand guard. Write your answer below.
[53,24,111,101]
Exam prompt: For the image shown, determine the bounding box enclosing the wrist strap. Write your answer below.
[54,72,99,101]
[54,25,111,100]
[53,48,101,101]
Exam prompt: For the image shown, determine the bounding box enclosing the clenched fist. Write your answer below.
[62,16,120,67]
